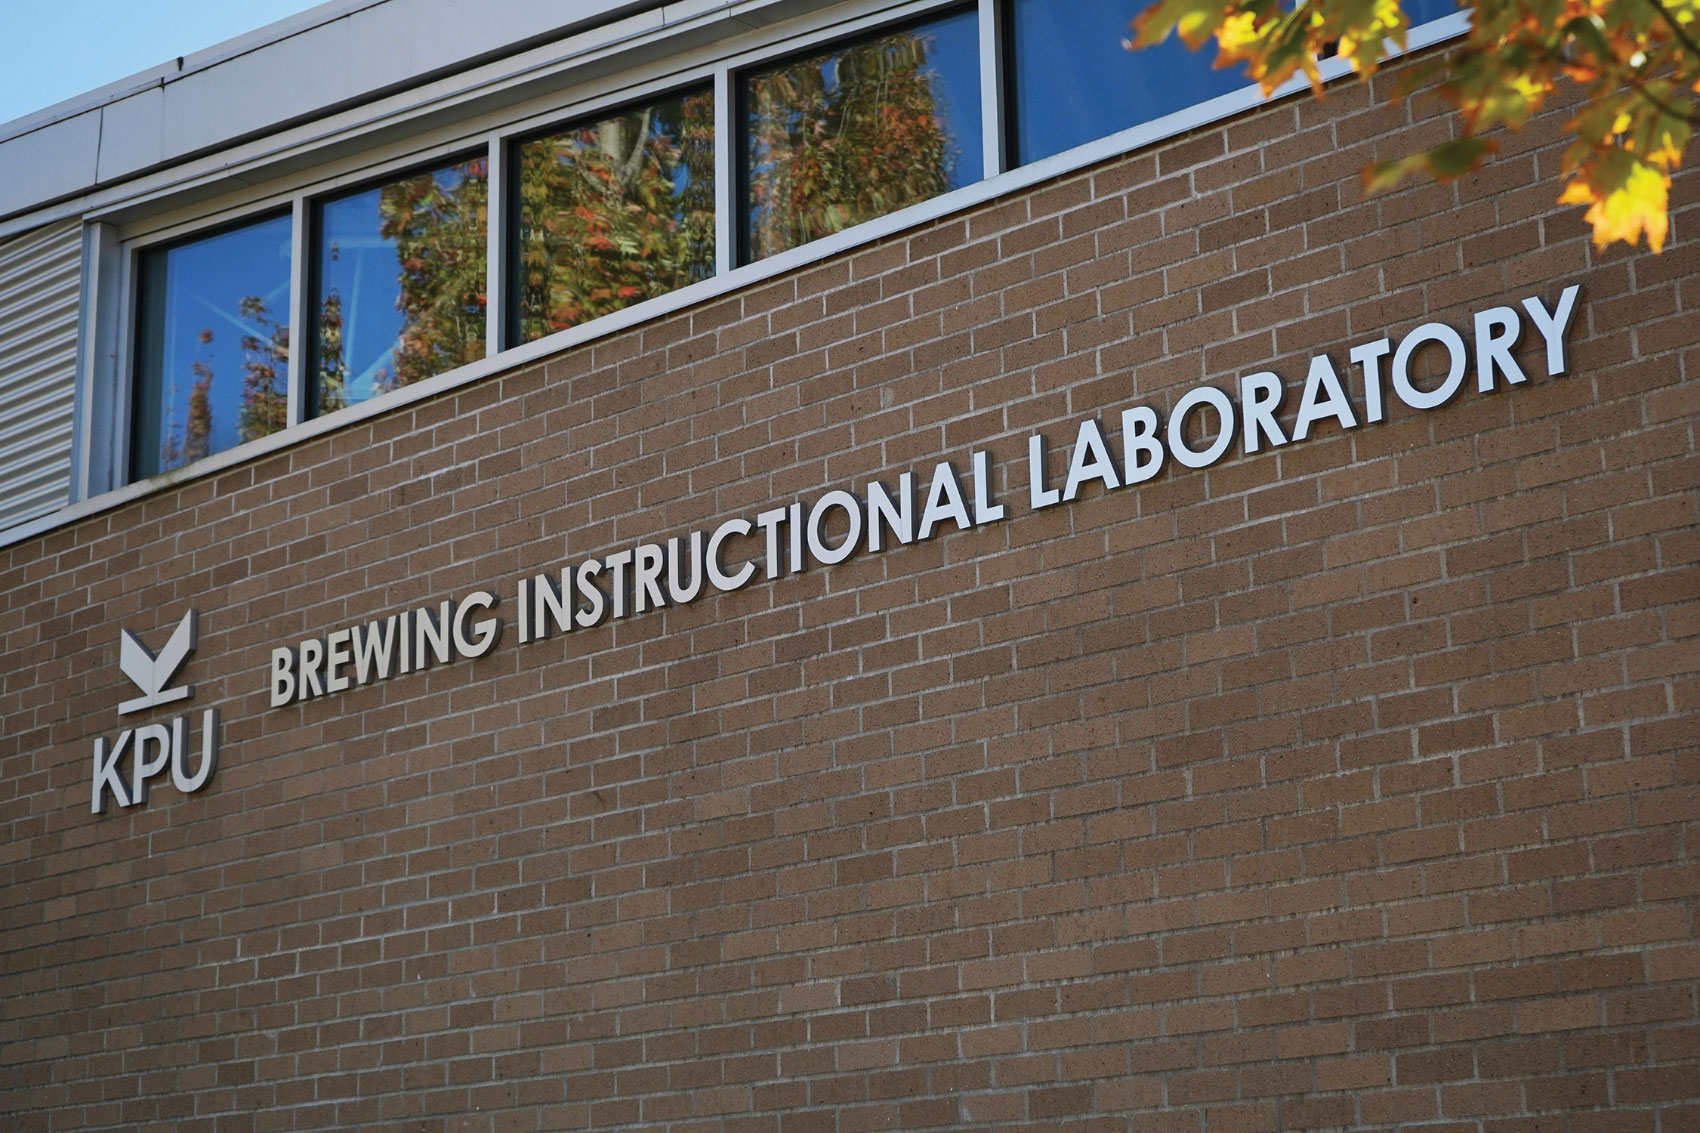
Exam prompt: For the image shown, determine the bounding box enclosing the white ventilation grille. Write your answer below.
[0,219,81,531]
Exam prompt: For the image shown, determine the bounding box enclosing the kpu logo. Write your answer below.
[118,608,196,714]
[92,609,219,814]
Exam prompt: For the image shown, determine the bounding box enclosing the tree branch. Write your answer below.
[1621,64,1700,128]
[1645,0,1700,62]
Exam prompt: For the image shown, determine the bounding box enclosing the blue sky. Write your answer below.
[0,0,325,126]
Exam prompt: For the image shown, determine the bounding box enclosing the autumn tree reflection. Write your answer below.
[155,297,290,472]
[381,160,488,389]
[313,159,488,414]
[743,15,979,261]
[514,90,715,344]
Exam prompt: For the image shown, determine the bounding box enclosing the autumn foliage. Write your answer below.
[155,300,289,474]
[514,93,715,343]
[744,26,960,260]
[381,161,490,390]
[314,161,489,414]
[1133,0,1700,252]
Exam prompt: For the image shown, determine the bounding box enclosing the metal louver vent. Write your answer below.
[0,219,80,531]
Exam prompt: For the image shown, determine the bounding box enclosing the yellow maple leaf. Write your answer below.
[1560,161,1670,252]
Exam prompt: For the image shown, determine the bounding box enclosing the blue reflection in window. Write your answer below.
[1012,0,1461,167]
[1010,0,1253,166]
[311,157,488,415]
[1404,0,1458,29]
[132,213,292,479]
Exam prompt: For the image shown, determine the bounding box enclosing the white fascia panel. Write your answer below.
[0,114,103,220]
[0,0,827,236]
[158,26,363,167]
[95,88,168,186]
[141,1,671,182]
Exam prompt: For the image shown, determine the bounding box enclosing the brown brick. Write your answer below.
[4,42,1698,1133]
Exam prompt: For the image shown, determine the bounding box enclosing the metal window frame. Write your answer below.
[91,0,972,484]
[119,205,296,486]
[286,198,310,428]
[484,131,506,356]
[977,0,1006,180]
[73,222,124,498]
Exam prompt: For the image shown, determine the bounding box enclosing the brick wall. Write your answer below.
[2,57,1697,1131]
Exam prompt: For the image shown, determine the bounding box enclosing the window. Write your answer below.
[1007,0,1252,166]
[131,212,292,479]
[311,156,489,416]
[740,8,982,262]
[511,88,715,346]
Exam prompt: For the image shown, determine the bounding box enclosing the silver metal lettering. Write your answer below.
[415,601,453,667]
[807,491,863,566]
[1027,433,1061,510]
[603,548,634,619]
[297,638,325,701]
[533,572,573,639]
[352,616,398,684]
[1120,406,1164,485]
[270,646,295,707]
[1522,284,1581,376]
[707,520,756,592]
[1292,356,1357,442]
[867,474,915,550]
[575,560,608,627]
[1064,419,1120,500]
[1392,322,1468,410]
[633,544,668,613]
[171,709,218,794]
[92,732,132,814]
[917,461,971,540]
[1167,386,1235,469]
[667,533,706,604]
[452,591,501,658]
[1474,306,1527,392]
[130,723,170,806]
[1240,371,1288,453]
[324,628,353,693]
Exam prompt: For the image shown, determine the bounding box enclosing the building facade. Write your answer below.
[2,1,1696,1129]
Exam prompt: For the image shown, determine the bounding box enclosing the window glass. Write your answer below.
[742,8,982,262]
[311,156,488,415]
[1009,0,1254,166]
[1404,0,1457,27]
[512,88,715,345]
[132,213,292,479]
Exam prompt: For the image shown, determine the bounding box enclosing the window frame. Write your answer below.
[999,0,1269,168]
[127,205,297,482]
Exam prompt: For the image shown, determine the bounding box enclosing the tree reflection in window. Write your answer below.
[512,88,715,345]
[741,8,982,262]
[312,157,488,415]
[132,213,292,479]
